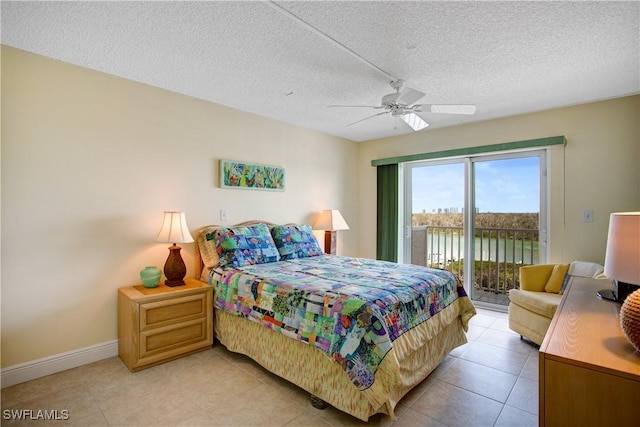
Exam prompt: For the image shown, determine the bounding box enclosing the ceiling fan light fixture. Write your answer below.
[401,113,428,131]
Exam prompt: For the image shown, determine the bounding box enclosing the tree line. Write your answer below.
[412,212,539,230]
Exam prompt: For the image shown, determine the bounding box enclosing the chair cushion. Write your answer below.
[509,289,562,319]
[544,264,570,293]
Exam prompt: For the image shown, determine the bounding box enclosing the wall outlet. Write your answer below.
[583,210,594,223]
[220,208,228,221]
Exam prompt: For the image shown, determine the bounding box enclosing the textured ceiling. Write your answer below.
[2,1,639,142]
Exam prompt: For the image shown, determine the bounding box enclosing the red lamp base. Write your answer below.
[163,244,187,287]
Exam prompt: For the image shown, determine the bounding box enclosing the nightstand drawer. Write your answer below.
[139,317,209,361]
[140,292,207,330]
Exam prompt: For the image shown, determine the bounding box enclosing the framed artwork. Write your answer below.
[220,159,285,191]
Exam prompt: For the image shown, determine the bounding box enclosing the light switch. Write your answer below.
[583,210,593,223]
[220,208,228,221]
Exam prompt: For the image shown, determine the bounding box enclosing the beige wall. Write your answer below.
[1,46,358,367]
[357,95,640,264]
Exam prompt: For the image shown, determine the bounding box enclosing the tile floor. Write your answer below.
[1,308,539,426]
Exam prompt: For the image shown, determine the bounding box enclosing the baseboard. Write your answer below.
[1,340,118,388]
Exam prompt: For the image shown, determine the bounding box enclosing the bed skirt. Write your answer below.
[213,296,474,421]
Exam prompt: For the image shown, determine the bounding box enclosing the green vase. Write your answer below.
[140,266,161,288]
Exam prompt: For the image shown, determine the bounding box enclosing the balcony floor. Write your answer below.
[472,287,510,307]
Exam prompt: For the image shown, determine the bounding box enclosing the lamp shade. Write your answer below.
[313,209,350,231]
[604,212,640,286]
[155,211,194,244]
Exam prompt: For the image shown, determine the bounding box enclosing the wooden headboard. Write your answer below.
[194,220,281,280]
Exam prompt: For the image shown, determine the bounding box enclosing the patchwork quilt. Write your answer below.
[209,255,466,390]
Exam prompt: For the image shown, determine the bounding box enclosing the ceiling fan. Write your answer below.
[329,80,476,131]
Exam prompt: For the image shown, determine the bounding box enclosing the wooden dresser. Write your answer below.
[539,277,640,426]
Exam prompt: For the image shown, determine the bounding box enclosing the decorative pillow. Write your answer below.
[545,264,570,293]
[270,224,324,260]
[208,223,280,268]
[198,226,221,269]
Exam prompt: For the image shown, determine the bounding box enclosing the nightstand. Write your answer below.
[118,278,213,372]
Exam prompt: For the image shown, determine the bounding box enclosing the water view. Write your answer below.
[411,213,540,306]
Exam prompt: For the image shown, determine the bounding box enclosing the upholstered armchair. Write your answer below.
[508,261,606,345]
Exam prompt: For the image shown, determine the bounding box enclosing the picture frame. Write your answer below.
[220,159,285,191]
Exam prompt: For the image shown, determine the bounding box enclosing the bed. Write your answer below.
[195,221,476,421]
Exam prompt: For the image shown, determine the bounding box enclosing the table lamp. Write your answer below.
[155,211,194,287]
[601,212,640,350]
[313,209,349,255]
[599,212,640,302]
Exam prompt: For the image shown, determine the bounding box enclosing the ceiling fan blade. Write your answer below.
[346,111,389,127]
[419,104,476,115]
[328,104,383,109]
[396,87,425,106]
[401,113,429,131]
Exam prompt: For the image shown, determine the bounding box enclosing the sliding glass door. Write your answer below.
[404,160,465,270]
[403,150,547,309]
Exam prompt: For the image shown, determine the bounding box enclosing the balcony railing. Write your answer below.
[411,225,539,305]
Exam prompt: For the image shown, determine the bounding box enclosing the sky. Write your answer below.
[411,156,540,213]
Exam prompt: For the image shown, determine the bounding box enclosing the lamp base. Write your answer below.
[324,230,337,255]
[165,279,186,287]
[597,281,640,303]
[163,244,187,287]
[597,289,618,302]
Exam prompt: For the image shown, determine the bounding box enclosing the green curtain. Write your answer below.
[376,164,398,262]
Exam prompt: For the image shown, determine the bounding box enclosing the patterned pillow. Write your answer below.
[270,224,324,260]
[207,223,280,268]
[199,226,221,269]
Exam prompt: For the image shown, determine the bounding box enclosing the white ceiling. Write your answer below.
[2,1,639,142]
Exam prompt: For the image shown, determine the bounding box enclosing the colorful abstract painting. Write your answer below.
[220,160,285,191]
